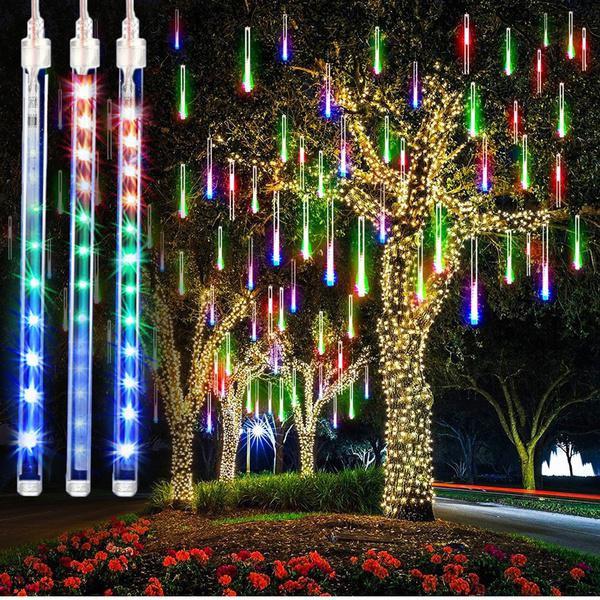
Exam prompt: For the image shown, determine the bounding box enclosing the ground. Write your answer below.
[143,509,582,573]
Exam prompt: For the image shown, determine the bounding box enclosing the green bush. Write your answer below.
[150,468,385,514]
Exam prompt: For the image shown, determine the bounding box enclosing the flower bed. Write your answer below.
[0,517,598,595]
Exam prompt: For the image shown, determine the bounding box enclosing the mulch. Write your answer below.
[143,510,571,572]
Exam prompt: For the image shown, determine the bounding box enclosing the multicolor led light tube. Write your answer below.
[281,12,289,62]
[541,225,550,301]
[356,216,367,297]
[469,236,479,325]
[113,0,146,497]
[505,229,514,284]
[434,202,443,273]
[325,199,335,286]
[243,27,253,93]
[504,27,513,75]
[66,0,100,497]
[373,26,382,75]
[272,191,280,266]
[573,215,582,271]
[463,14,470,75]
[206,134,213,199]
[17,0,51,497]
[567,11,575,60]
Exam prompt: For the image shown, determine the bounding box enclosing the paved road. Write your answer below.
[0,493,148,550]
[434,496,600,555]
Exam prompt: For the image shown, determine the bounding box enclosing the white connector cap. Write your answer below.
[70,14,100,74]
[113,479,137,497]
[116,2,146,72]
[22,16,51,72]
[66,480,91,497]
[17,479,43,497]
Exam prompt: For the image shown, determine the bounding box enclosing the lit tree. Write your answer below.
[145,1,600,520]
[150,276,252,504]
[280,313,371,475]
[217,336,277,481]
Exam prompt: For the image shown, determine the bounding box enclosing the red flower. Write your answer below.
[454,553,468,564]
[249,551,265,563]
[551,586,562,596]
[377,551,401,569]
[81,542,91,552]
[430,553,442,564]
[467,573,479,586]
[444,563,464,578]
[223,588,237,596]
[175,550,190,562]
[521,581,541,596]
[216,564,238,579]
[95,551,108,561]
[108,558,124,572]
[25,582,39,594]
[449,577,471,595]
[145,577,164,596]
[16,588,27,596]
[57,544,67,554]
[0,573,12,589]
[190,548,209,564]
[62,576,81,590]
[510,553,528,567]
[162,556,177,567]
[424,544,435,553]
[504,566,522,581]
[422,574,438,593]
[248,572,270,591]
[362,559,389,580]
[349,556,358,565]
[103,589,113,596]
[273,560,289,580]
[442,546,453,554]
[59,557,73,568]
[32,561,52,577]
[38,577,54,592]
[570,567,585,581]
[409,569,423,579]
[233,550,251,562]
[218,575,232,586]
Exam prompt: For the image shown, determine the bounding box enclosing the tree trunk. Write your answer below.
[275,424,286,474]
[170,419,196,506]
[380,325,435,521]
[298,425,316,476]
[520,448,536,490]
[218,406,242,481]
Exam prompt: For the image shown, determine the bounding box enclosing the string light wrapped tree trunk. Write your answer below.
[150,279,252,504]
[333,73,550,519]
[217,337,278,481]
[280,318,371,475]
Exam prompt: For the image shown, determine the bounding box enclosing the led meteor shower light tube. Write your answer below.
[66,0,100,497]
[18,0,51,497]
[113,0,146,497]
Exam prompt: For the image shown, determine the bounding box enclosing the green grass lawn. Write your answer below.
[436,489,600,520]
[213,511,317,525]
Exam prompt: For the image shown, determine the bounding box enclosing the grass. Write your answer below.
[213,512,316,525]
[436,489,600,520]
[151,468,385,514]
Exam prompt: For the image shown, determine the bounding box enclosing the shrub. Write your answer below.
[151,468,385,514]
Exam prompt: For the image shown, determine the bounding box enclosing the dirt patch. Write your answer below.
[144,510,571,571]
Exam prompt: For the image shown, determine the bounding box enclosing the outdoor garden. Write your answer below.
[0,0,599,596]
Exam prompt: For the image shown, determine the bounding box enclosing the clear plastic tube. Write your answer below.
[18,1,51,497]
[66,1,99,497]
[113,0,146,497]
